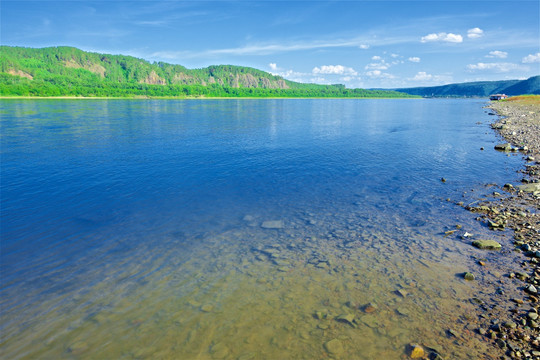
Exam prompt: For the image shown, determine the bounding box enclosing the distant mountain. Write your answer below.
[395,76,540,97]
[0,46,412,98]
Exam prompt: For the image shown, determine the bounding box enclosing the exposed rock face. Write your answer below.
[139,70,166,85]
[208,73,290,89]
[63,59,106,78]
[7,69,33,80]
[172,73,196,85]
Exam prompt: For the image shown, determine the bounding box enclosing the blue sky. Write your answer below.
[2,0,539,88]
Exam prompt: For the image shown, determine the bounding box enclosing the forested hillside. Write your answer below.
[395,76,540,98]
[0,46,412,98]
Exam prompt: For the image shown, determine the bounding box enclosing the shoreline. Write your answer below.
[469,96,540,358]
[0,96,420,100]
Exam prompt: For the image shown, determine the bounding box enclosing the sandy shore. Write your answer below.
[469,96,540,358]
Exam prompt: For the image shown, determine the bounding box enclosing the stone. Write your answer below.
[526,285,538,294]
[324,339,344,356]
[503,321,517,329]
[408,343,425,359]
[261,220,284,229]
[200,304,214,312]
[336,313,356,327]
[528,312,539,321]
[363,303,378,313]
[517,183,540,193]
[314,311,325,320]
[395,289,408,297]
[464,272,475,281]
[396,307,410,316]
[68,341,88,355]
[210,343,230,359]
[495,143,512,151]
[472,239,502,250]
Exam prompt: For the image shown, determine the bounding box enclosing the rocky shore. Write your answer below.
[468,96,540,359]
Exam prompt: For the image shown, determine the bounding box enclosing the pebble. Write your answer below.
[336,313,355,326]
[396,307,410,316]
[526,285,538,294]
[464,272,475,281]
[363,303,378,313]
[395,289,408,297]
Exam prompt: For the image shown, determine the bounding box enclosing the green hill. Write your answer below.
[0,46,412,98]
[395,76,540,98]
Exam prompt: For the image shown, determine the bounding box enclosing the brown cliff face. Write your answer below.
[63,60,106,78]
[8,69,33,80]
[216,73,290,89]
[139,71,167,85]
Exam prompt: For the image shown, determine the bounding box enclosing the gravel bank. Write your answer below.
[468,97,540,359]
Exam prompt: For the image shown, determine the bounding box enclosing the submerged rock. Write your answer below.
[472,239,502,250]
[324,339,344,356]
[261,220,284,229]
[464,272,475,281]
[362,303,378,314]
[200,304,214,313]
[336,313,356,327]
[407,343,425,359]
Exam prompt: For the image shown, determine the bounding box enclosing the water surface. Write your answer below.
[0,99,523,359]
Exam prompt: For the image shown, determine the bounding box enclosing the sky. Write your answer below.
[1,0,539,89]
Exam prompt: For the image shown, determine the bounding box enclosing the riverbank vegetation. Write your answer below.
[0,46,415,98]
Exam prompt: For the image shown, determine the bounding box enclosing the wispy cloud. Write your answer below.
[467,62,528,72]
[408,57,421,63]
[148,34,418,61]
[486,50,508,59]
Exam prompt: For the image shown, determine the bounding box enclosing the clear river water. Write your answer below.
[0,99,524,359]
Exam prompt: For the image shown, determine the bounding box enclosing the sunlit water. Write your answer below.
[0,99,524,359]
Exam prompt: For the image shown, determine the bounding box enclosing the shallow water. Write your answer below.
[0,99,524,359]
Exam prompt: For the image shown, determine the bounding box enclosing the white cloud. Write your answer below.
[467,28,484,39]
[269,63,278,71]
[365,70,394,79]
[312,65,358,76]
[522,53,540,63]
[408,57,421,63]
[371,55,382,61]
[421,32,463,43]
[365,62,389,70]
[359,44,370,49]
[409,72,453,83]
[391,53,399,58]
[486,51,508,59]
[412,72,433,81]
[467,62,526,72]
